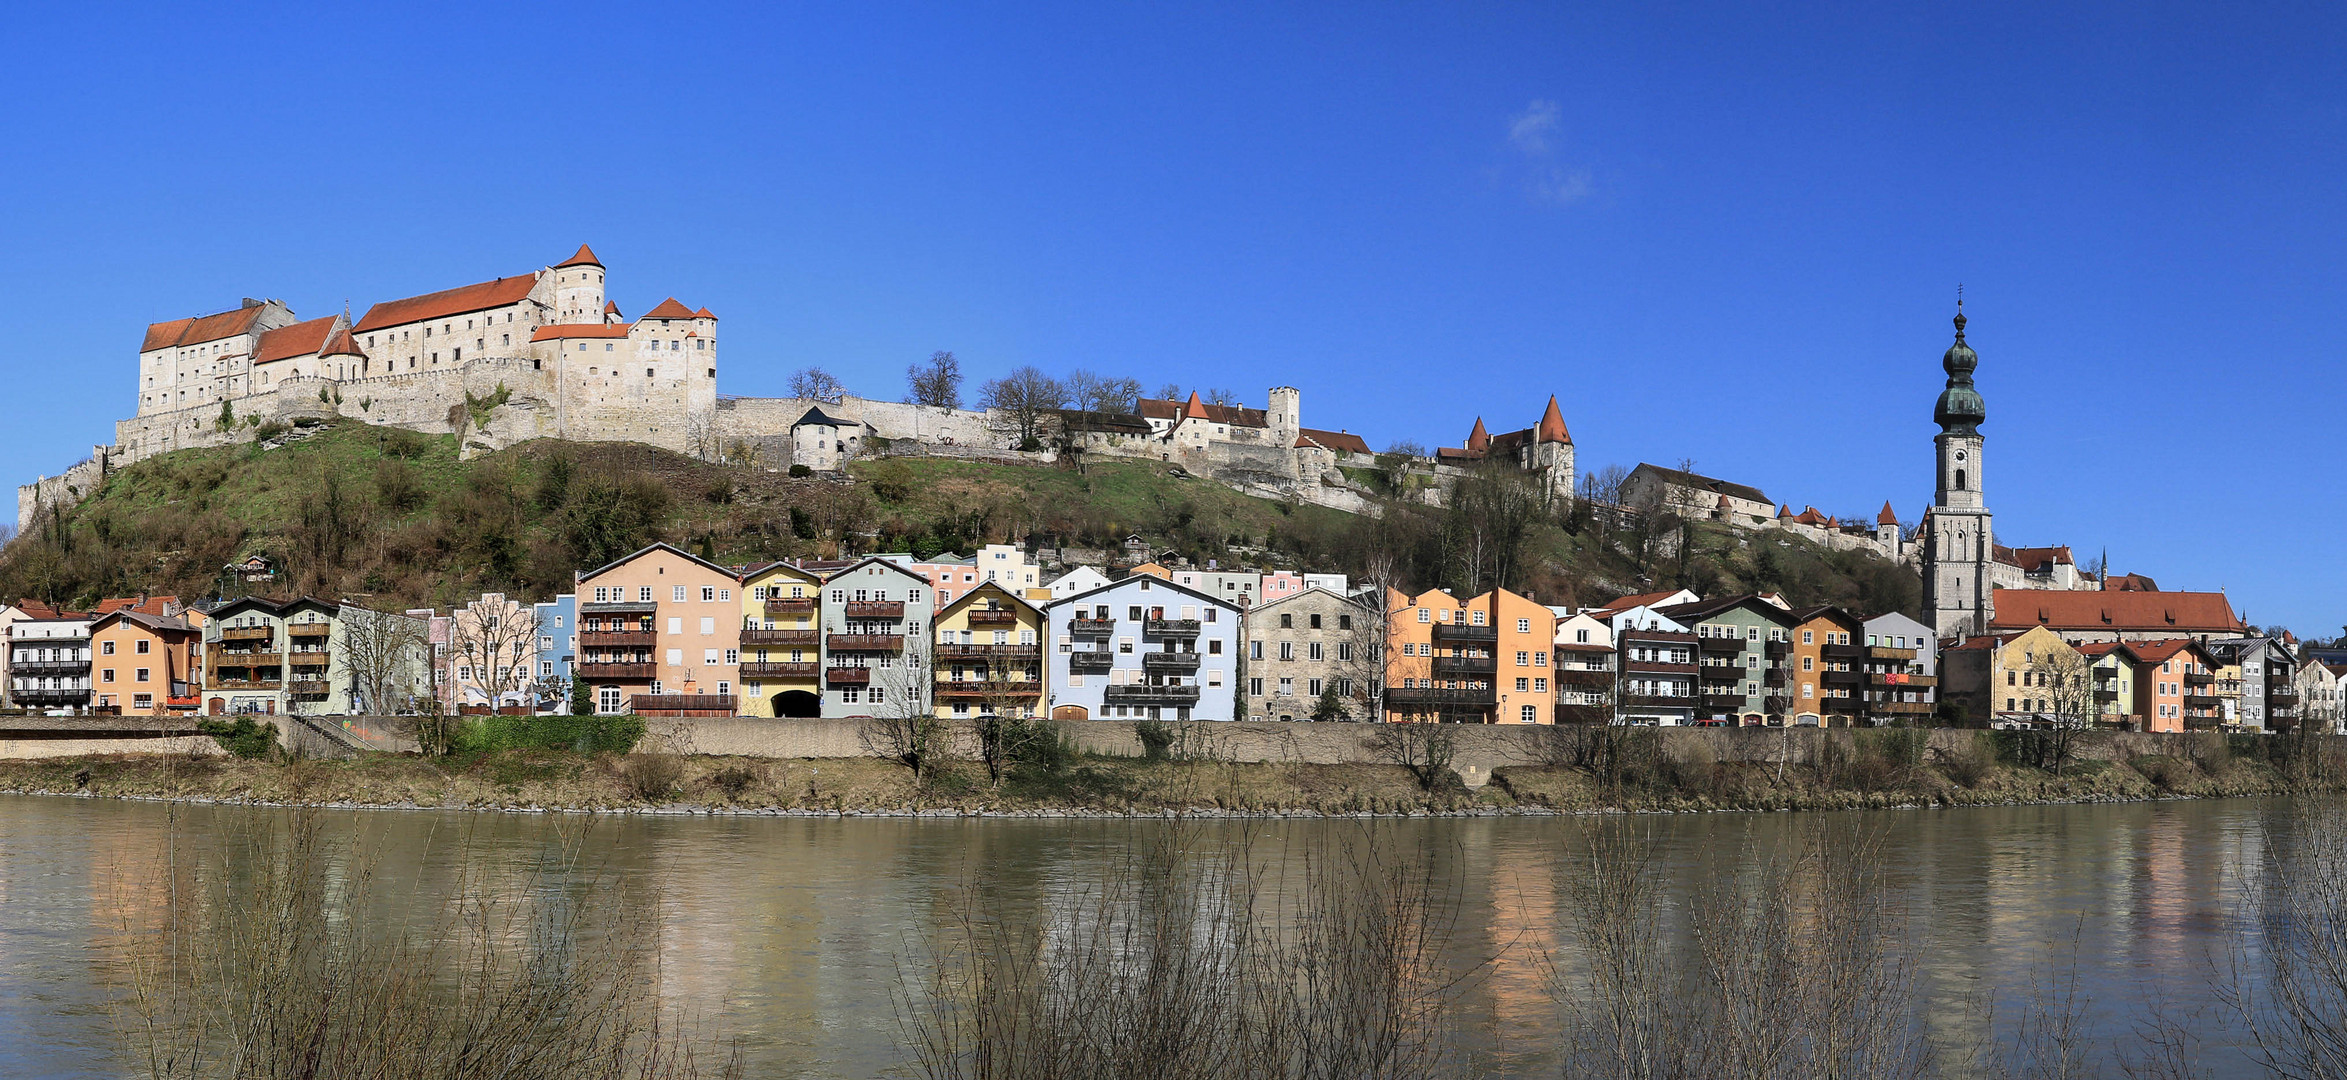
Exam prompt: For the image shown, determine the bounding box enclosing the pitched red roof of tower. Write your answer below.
[641,297,697,320]
[1467,418,1491,453]
[355,275,540,332]
[532,322,634,341]
[1778,504,1794,518]
[1877,501,1898,526]
[1987,590,2243,635]
[1183,391,1210,419]
[603,301,621,316]
[253,316,341,364]
[693,306,715,319]
[142,305,272,352]
[1536,395,1571,443]
[320,324,366,358]
[556,244,603,268]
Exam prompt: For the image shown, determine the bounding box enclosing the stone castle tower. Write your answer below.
[1922,303,1994,640]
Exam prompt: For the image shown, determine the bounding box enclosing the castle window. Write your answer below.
[453,348,462,361]
[423,327,431,338]
[1955,469,1966,490]
[646,368,654,378]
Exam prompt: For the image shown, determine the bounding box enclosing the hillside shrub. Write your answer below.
[454,714,644,755]
[1135,717,1175,760]
[1935,733,1995,788]
[197,717,277,759]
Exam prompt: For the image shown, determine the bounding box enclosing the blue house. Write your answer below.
[533,593,577,712]
[1044,575,1239,721]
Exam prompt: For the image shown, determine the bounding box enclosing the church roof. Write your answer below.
[142,303,272,353]
[556,244,603,268]
[1987,590,2244,636]
[355,275,539,333]
[252,315,341,364]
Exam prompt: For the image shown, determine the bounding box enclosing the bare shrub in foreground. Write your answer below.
[897,829,1474,1080]
[2219,801,2347,1078]
[104,807,738,1079]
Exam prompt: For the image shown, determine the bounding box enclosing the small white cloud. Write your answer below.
[1509,99,1563,155]
[1529,165,1593,205]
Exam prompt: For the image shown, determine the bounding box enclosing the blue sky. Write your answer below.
[3,2,2342,633]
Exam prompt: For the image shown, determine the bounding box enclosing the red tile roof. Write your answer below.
[2105,572,2159,593]
[252,316,341,364]
[532,322,634,341]
[354,274,540,333]
[1601,590,1685,611]
[142,304,271,353]
[1184,391,1210,420]
[693,306,716,319]
[1467,418,1491,453]
[1536,396,1571,444]
[2122,639,2198,665]
[1944,632,2024,652]
[1136,397,1268,428]
[1297,428,1371,454]
[94,595,180,617]
[12,599,85,620]
[641,297,698,320]
[320,324,366,358]
[1877,500,1898,526]
[556,244,603,268]
[1988,590,2243,635]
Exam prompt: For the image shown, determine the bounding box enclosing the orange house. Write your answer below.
[575,543,744,716]
[2127,640,2221,732]
[1788,606,1866,726]
[1383,587,1554,724]
[90,610,204,715]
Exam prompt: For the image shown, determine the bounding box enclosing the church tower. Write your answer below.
[1923,303,1994,640]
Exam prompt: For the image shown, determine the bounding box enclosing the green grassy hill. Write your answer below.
[0,419,1921,618]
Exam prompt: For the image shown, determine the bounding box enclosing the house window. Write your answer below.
[1249,641,1263,660]
[702,587,716,602]
[102,641,115,655]
[1517,619,1531,633]
[674,586,688,602]
[1249,677,1264,696]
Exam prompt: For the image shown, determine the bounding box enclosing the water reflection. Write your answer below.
[0,796,2323,1078]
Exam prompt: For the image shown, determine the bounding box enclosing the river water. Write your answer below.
[0,793,2315,1078]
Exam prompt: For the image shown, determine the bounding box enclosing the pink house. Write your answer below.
[1259,571,1305,603]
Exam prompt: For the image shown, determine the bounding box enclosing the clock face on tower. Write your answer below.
[1955,449,1967,462]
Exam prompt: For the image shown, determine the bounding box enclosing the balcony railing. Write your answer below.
[2272,688,2302,704]
[828,634,905,652]
[740,661,818,680]
[968,609,1020,626]
[1144,617,1201,635]
[288,623,331,640]
[2094,688,2120,701]
[208,678,282,691]
[1871,701,1934,715]
[2184,693,2223,707]
[1432,655,1495,675]
[1822,669,1862,686]
[1104,683,1204,706]
[1555,667,1614,685]
[844,600,906,619]
[764,597,817,616]
[10,660,89,677]
[220,626,274,643]
[937,682,1043,700]
[1067,651,1114,670]
[1385,686,1493,707]
[1069,617,1115,634]
[825,667,871,686]
[1822,643,1866,661]
[741,628,820,648]
[936,643,1041,660]
[2185,672,2215,686]
[1764,641,1791,659]
[1699,636,1747,654]
[575,662,654,679]
[1431,623,1497,643]
[1621,693,1695,709]
[287,680,331,697]
[1702,692,1748,709]
[1142,652,1203,671]
[13,687,90,705]
[1869,672,1936,688]
[631,694,736,715]
[288,651,330,668]
[1623,658,1697,675]
[582,629,656,647]
[582,601,658,615]
[1867,645,1917,661]
[1698,664,1746,682]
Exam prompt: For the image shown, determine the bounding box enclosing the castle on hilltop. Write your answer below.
[18,245,1588,531]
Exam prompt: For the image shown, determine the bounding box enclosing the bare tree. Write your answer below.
[2024,646,2094,775]
[1065,370,1141,418]
[859,663,951,790]
[788,367,847,405]
[1365,720,1458,791]
[1154,382,1184,402]
[449,595,542,712]
[1203,387,1242,409]
[1353,554,1404,724]
[977,366,1067,450]
[906,350,963,409]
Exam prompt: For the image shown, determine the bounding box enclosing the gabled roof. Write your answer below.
[793,406,856,428]
[1655,593,1797,626]
[822,554,933,585]
[1600,589,1698,612]
[1988,590,2243,635]
[95,595,180,617]
[355,274,540,332]
[91,609,196,635]
[253,315,342,364]
[2105,572,2159,593]
[741,560,822,585]
[938,581,1043,621]
[11,599,86,620]
[143,304,272,352]
[532,322,634,341]
[1790,604,1865,629]
[556,244,603,268]
[1632,464,1771,507]
[320,324,367,358]
[1246,585,1369,616]
[2122,639,2208,666]
[575,542,738,584]
[1137,397,1268,428]
[1050,570,1235,611]
[2002,546,2076,573]
[1296,428,1371,454]
[640,297,699,320]
[693,307,715,319]
[1944,632,2024,652]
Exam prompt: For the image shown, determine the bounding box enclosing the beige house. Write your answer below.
[1242,587,1373,721]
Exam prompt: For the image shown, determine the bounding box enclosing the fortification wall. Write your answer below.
[17,455,107,534]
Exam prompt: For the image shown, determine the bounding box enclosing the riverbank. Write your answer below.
[0,735,2330,815]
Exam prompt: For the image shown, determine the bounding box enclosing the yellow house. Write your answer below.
[740,561,824,718]
[932,582,1045,718]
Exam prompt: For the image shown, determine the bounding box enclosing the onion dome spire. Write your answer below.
[1933,294,1987,435]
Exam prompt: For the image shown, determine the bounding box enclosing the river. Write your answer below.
[0,793,2313,1078]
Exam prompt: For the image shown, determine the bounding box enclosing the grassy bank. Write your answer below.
[0,732,2332,815]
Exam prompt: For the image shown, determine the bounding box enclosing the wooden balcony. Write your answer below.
[287,623,331,640]
[1105,683,1203,706]
[1621,694,1695,709]
[2184,692,2223,707]
[825,667,871,686]
[1869,672,1937,688]
[220,626,274,643]
[2185,671,2215,686]
[936,682,1043,700]
[1698,664,1746,682]
[1698,636,1747,654]
[632,694,737,716]
[936,643,1041,660]
[1431,623,1496,643]
[208,678,282,691]
[575,662,654,680]
[828,633,905,652]
[739,661,818,680]
[764,597,817,616]
[844,600,905,619]
[1822,669,1862,686]
[10,660,88,677]
[288,651,330,668]
[1702,692,1748,710]
[967,608,1020,626]
[1867,645,1917,661]
[1555,667,1614,685]
[741,628,820,648]
[581,629,655,647]
[1386,685,1493,707]
[287,680,330,697]
[1432,655,1494,675]
[1822,643,1866,661]
[1764,641,1790,659]
[581,601,658,616]
[13,687,90,705]
[1623,658,1697,675]
[1871,701,1934,715]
